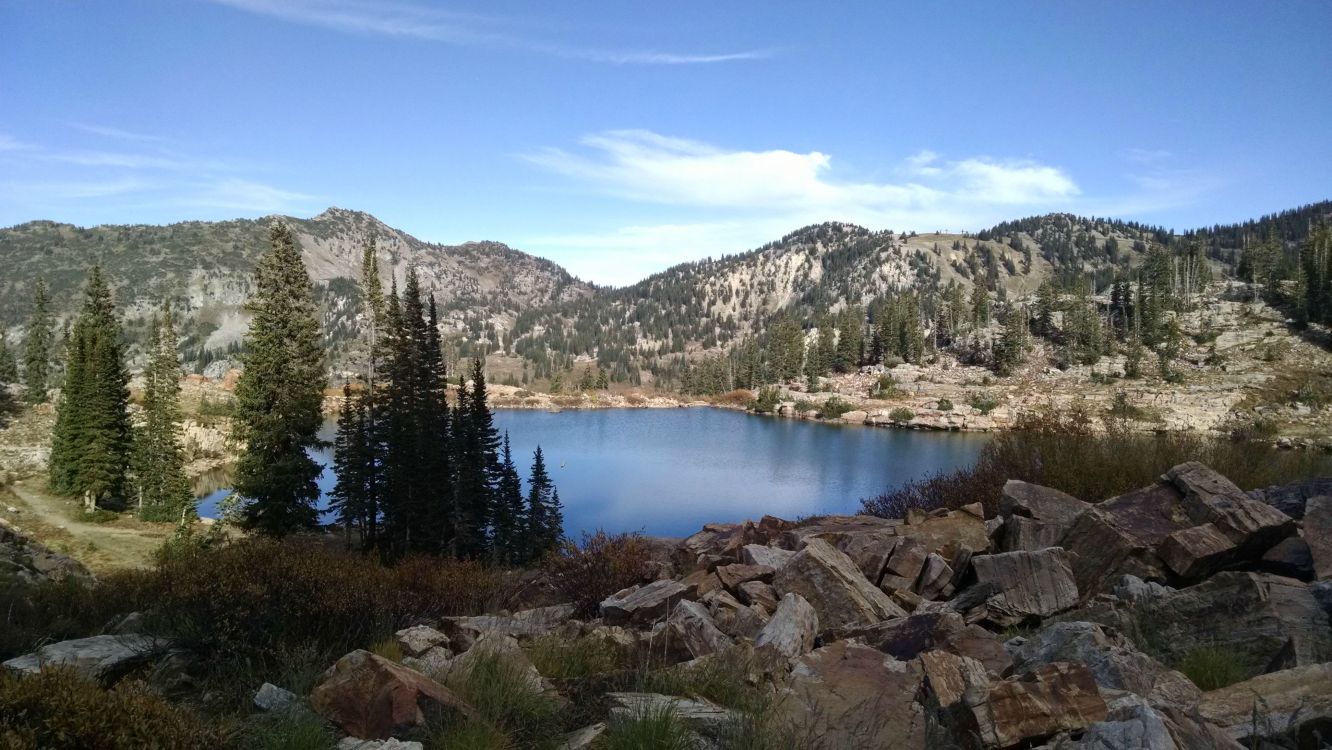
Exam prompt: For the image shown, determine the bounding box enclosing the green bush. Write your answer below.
[817,398,856,420]
[936,398,953,411]
[0,669,225,749]
[969,392,999,415]
[603,702,694,750]
[543,531,656,618]
[526,633,628,680]
[749,387,780,414]
[869,375,902,399]
[793,399,816,414]
[1176,646,1249,691]
[889,407,914,424]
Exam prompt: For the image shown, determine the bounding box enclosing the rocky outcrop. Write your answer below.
[972,548,1079,625]
[772,538,906,630]
[967,663,1108,749]
[600,579,693,626]
[754,593,818,660]
[1197,662,1332,746]
[1304,495,1332,580]
[999,481,1089,552]
[310,650,474,740]
[663,600,731,659]
[0,521,91,585]
[779,640,927,749]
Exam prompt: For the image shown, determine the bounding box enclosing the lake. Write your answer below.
[196,408,987,538]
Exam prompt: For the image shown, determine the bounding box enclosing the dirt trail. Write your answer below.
[5,481,168,571]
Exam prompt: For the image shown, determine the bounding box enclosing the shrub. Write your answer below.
[793,399,816,414]
[1176,646,1249,691]
[818,397,856,420]
[603,702,693,750]
[1293,375,1332,407]
[391,555,505,622]
[969,392,999,415]
[889,407,914,424]
[869,375,902,399]
[370,637,404,663]
[526,634,628,680]
[749,387,780,414]
[711,389,755,407]
[431,650,564,750]
[0,571,157,660]
[543,531,656,617]
[239,708,337,750]
[936,398,953,411]
[1230,416,1280,442]
[0,669,225,749]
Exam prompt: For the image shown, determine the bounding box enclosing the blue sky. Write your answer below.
[2,1,1329,286]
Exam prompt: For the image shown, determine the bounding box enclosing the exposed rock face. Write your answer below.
[972,548,1079,625]
[772,538,906,630]
[0,522,91,585]
[664,600,732,659]
[999,481,1089,552]
[967,663,1108,749]
[1165,462,1296,559]
[741,543,794,569]
[1007,622,1201,710]
[600,579,692,626]
[1304,496,1332,580]
[780,640,927,749]
[2,634,163,682]
[1060,483,1193,596]
[1197,662,1332,746]
[754,593,818,660]
[702,589,767,639]
[714,563,775,591]
[310,650,474,740]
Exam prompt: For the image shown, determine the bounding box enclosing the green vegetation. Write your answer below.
[21,278,52,405]
[969,392,999,415]
[603,703,694,750]
[888,407,914,424]
[1176,646,1250,691]
[434,650,563,750]
[936,398,953,411]
[817,397,856,419]
[133,306,193,522]
[238,709,337,750]
[525,633,628,680]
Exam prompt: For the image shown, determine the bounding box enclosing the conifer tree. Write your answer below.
[0,336,17,384]
[49,268,132,510]
[492,432,526,564]
[22,279,53,404]
[993,305,1029,376]
[330,384,375,548]
[231,224,327,536]
[970,283,991,328]
[451,359,500,558]
[133,305,193,521]
[525,445,561,557]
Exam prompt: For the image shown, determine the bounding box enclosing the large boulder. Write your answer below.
[702,589,767,640]
[1006,622,1201,711]
[600,579,693,626]
[2,634,164,682]
[714,563,775,592]
[1059,482,1193,597]
[772,538,906,630]
[999,481,1089,552]
[736,580,779,613]
[777,640,927,749]
[754,593,818,660]
[740,544,794,569]
[1248,477,1332,520]
[842,611,1012,677]
[898,503,991,562]
[1197,662,1332,746]
[966,663,1108,749]
[1304,495,1332,580]
[310,650,474,740]
[972,548,1079,625]
[394,626,449,658]
[664,600,732,659]
[1053,694,1242,750]
[880,538,928,593]
[1165,462,1295,559]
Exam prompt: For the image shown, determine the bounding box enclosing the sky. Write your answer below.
[2,1,1329,286]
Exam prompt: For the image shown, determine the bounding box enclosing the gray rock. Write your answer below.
[772,538,906,629]
[394,625,449,657]
[1056,694,1242,749]
[1197,662,1332,746]
[1000,481,1090,552]
[778,640,927,749]
[2,634,163,681]
[600,579,693,626]
[337,739,424,750]
[740,544,794,569]
[735,580,778,612]
[1304,496,1332,580]
[254,682,298,712]
[1259,535,1315,580]
[754,593,818,660]
[915,552,954,600]
[702,589,767,639]
[972,548,1080,625]
[1165,462,1295,558]
[665,600,731,659]
[606,692,738,732]
[1248,476,1332,520]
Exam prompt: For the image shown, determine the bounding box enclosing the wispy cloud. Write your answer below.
[68,122,167,143]
[181,179,320,213]
[209,0,768,65]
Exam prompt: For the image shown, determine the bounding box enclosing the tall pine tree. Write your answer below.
[22,279,53,405]
[0,336,17,385]
[524,445,562,558]
[49,268,132,510]
[231,223,327,536]
[133,305,192,521]
[492,432,526,564]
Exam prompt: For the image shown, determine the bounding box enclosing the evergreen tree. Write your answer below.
[231,224,327,536]
[451,359,500,558]
[330,384,375,549]
[133,305,192,521]
[970,283,991,328]
[49,268,133,510]
[492,432,526,564]
[993,305,1029,376]
[524,445,561,557]
[0,336,17,385]
[1033,281,1058,339]
[22,279,53,404]
[833,305,864,373]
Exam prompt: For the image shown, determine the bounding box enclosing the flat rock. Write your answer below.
[714,563,775,591]
[394,625,449,658]
[772,538,906,630]
[1006,621,1201,711]
[843,611,1012,676]
[1197,662,1332,746]
[966,662,1108,750]
[310,650,474,740]
[600,578,693,626]
[778,640,926,749]
[558,723,605,750]
[754,592,818,660]
[740,544,794,569]
[899,503,991,562]
[606,692,737,732]
[1165,462,1295,557]
[972,548,1079,625]
[736,580,779,612]
[2,634,163,682]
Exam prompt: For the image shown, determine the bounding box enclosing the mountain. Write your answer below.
[0,208,592,373]
[1,201,1327,383]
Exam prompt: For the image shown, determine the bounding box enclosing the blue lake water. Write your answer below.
[196,408,987,539]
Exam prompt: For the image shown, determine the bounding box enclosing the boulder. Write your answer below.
[600,579,693,626]
[680,568,724,598]
[966,662,1108,749]
[880,537,928,592]
[1060,482,1193,597]
[394,626,449,658]
[1197,662,1332,746]
[606,692,737,733]
[310,650,474,740]
[1054,695,1242,750]
[915,552,955,600]
[680,522,755,565]
[1165,462,1295,557]
[1248,477,1332,520]
[778,515,900,551]
[778,640,927,749]
[714,563,775,591]
[1000,481,1089,552]
[740,544,794,569]
[440,603,575,648]
[920,649,991,710]
[400,647,453,679]
[772,538,906,629]
[1260,535,1315,580]
[754,593,818,660]
[2,634,163,682]
[833,531,902,583]
[1006,622,1201,711]
[736,580,779,612]
[665,600,732,659]
[1159,522,1239,580]
[1304,495,1332,580]
[842,611,1012,676]
[254,682,298,712]
[972,548,1079,625]
[443,632,546,693]
[703,589,767,639]
[899,503,991,562]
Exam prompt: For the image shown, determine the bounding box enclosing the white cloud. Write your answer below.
[182,179,320,213]
[0,178,155,201]
[68,123,166,143]
[210,0,766,65]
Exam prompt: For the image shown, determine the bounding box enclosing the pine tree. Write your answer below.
[133,305,192,522]
[0,336,17,384]
[450,358,501,558]
[993,305,1029,376]
[970,283,991,328]
[525,445,561,557]
[492,432,526,564]
[22,279,53,404]
[330,384,376,549]
[1033,281,1058,339]
[49,268,133,510]
[231,223,327,536]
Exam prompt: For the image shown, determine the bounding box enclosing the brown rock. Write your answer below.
[773,538,907,629]
[1000,481,1088,524]
[1196,662,1332,746]
[665,600,732,659]
[754,592,818,660]
[714,563,775,591]
[1060,482,1193,597]
[920,649,990,709]
[680,568,724,598]
[736,580,779,612]
[739,544,794,569]
[880,538,928,592]
[841,611,1012,676]
[1304,495,1332,580]
[915,552,954,600]
[702,589,767,639]
[972,548,1079,625]
[1159,522,1238,580]
[310,650,474,740]
[778,640,926,749]
[967,663,1108,749]
[778,515,900,550]
[600,579,693,626]
[900,502,991,562]
[1165,462,1295,557]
